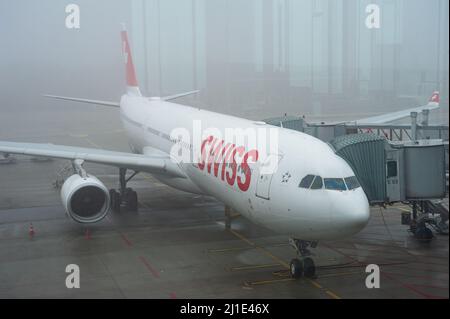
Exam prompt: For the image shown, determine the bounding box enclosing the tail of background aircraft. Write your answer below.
[121,26,142,97]
[429,91,440,105]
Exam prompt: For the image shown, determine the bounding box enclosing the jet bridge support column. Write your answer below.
[411,112,418,142]
[421,109,430,127]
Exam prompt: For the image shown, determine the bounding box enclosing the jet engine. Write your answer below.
[61,174,110,224]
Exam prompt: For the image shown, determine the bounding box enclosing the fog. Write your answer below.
[0,0,448,144]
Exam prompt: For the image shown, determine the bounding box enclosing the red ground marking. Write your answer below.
[139,256,160,278]
[382,272,447,299]
[169,292,177,299]
[120,232,133,247]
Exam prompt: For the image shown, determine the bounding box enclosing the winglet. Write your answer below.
[121,25,141,96]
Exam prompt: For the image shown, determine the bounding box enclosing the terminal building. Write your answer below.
[128,0,449,121]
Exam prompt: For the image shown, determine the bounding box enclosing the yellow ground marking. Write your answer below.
[325,290,342,300]
[307,279,323,289]
[229,229,290,269]
[228,229,342,299]
[245,278,296,286]
[208,243,288,254]
[209,246,254,253]
[230,263,281,271]
[318,271,363,279]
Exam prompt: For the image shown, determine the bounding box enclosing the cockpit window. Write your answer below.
[310,176,323,190]
[299,175,315,189]
[324,178,347,191]
[345,176,361,190]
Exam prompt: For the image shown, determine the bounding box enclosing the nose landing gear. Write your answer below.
[110,168,139,212]
[289,239,318,279]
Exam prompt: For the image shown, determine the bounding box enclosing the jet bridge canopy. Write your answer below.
[329,134,388,203]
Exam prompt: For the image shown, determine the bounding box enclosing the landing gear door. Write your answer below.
[256,154,282,200]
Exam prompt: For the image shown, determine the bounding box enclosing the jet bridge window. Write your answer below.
[344,176,361,190]
[324,178,347,191]
[299,175,315,189]
[387,161,398,178]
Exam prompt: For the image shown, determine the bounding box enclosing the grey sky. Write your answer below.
[0,0,448,131]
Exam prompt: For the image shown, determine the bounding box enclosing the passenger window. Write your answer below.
[299,175,315,189]
[324,178,347,191]
[345,176,361,190]
[310,176,323,190]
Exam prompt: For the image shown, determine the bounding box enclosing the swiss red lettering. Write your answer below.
[215,142,232,177]
[197,136,258,193]
[207,139,224,174]
[226,146,245,187]
[221,144,235,181]
[237,150,259,192]
[198,136,213,170]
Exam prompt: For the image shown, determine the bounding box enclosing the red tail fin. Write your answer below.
[429,91,440,104]
[121,26,141,96]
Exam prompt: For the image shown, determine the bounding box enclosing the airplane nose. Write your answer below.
[348,198,370,231]
[332,190,370,237]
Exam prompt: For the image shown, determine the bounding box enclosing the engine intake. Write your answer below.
[61,174,110,223]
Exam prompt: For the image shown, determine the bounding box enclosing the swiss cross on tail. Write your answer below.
[429,91,440,104]
[121,25,141,96]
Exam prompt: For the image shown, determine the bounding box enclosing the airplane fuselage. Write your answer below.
[119,94,370,241]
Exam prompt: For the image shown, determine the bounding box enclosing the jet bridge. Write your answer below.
[327,134,447,205]
[323,133,447,239]
[265,115,449,239]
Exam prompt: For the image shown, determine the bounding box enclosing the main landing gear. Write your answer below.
[109,168,139,212]
[289,239,318,279]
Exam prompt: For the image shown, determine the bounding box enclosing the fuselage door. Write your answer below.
[255,154,282,200]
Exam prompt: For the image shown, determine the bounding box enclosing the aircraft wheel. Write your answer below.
[110,189,121,212]
[126,190,138,212]
[415,227,433,243]
[290,258,304,279]
[303,257,316,278]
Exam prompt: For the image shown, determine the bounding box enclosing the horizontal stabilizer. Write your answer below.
[44,95,120,108]
[162,90,200,101]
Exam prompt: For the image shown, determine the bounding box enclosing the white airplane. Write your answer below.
[353,91,440,125]
[0,29,441,279]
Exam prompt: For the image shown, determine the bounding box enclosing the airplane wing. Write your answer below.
[352,91,440,125]
[0,141,185,178]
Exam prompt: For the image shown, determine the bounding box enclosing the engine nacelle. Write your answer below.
[61,174,110,224]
